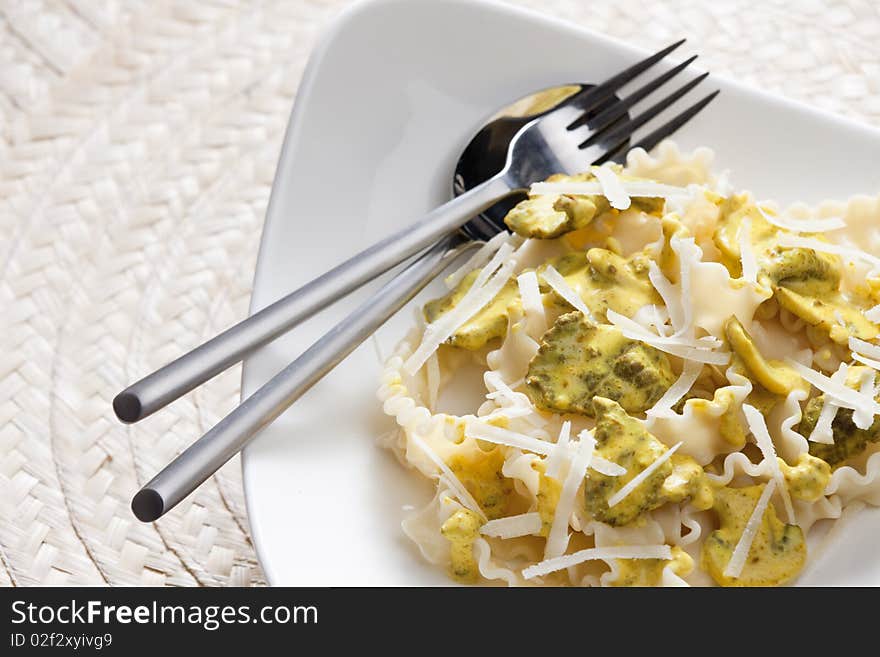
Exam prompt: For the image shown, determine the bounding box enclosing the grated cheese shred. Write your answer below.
[723,478,777,579]
[775,233,880,273]
[756,205,845,233]
[865,304,880,324]
[529,181,687,199]
[742,404,795,524]
[480,512,542,539]
[646,360,703,421]
[542,265,593,319]
[409,433,486,520]
[606,309,730,365]
[444,231,510,289]
[738,217,758,283]
[523,545,674,580]
[809,364,846,445]
[607,442,682,508]
[592,165,631,210]
[404,243,519,375]
[544,436,596,559]
[517,270,547,337]
[787,359,880,416]
[544,421,571,481]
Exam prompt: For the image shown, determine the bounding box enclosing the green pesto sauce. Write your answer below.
[778,453,831,502]
[799,375,880,468]
[447,446,514,520]
[440,509,482,583]
[611,546,693,587]
[504,169,665,240]
[505,191,600,239]
[774,285,878,345]
[532,461,562,537]
[422,269,519,350]
[583,398,711,526]
[540,248,661,321]
[525,313,675,417]
[712,193,878,345]
[702,484,806,587]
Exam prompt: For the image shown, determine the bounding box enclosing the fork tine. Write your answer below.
[593,90,720,165]
[580,71,710,149]
[559,39,687,117]
[628,90,721,153]
[567,54,699,131]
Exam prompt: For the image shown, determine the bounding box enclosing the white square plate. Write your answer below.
[241,0,880,585]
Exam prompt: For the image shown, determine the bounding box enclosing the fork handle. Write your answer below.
[114,173,512,423]
[131,234,477,522]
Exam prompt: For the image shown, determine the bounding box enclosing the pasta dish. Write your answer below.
[377,141,880,586]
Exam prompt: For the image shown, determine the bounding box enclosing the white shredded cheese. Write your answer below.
[787,358,880,416]
[404,243,519,375]
[480,512,542,539]
[646,360,703,420]
[756,205,845,233]
[775,233,880,274]
[809,364,846,445]
[606,309,730,365]
[484,370,531,408]
[545,436,596,559]
[633,303,670,337]
[671,236,702,336]
[408,433,486,520]
[742,404,795,524]
[542,265,592,319]
[544,421,571,481]
[523,544,673,580]
[647,263,685,333]
[865,304,880,324]
[464,420,624,476]
[444,231,510,289]
[852,352,880,372]
[425,351,440,410]
[482,406,533,422]
[723,478,777,579]
[592,456,627,477]
[517,270,547,337]
[465,421,553,455]
[592,165,630,210]
[607,442,682,508]
[738,217,758,283]
[854,369,876,430]
[849,336,880,361]
[529,181,687,199]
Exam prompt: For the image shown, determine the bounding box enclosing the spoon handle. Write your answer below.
[131,234,478,522]
[114,174,511,423]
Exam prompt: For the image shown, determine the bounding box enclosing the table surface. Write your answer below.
[0,0,877,586]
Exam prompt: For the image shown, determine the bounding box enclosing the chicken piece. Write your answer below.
[525,314,675,417]
[702,484,806,587]
[583,398,712,526]
[422,270,519,350]
[539,248,660,321]
[504,170,665,239]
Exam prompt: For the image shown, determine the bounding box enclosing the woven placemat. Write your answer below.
[1,0,877,586]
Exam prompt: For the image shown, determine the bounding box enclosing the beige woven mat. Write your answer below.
[1,0,878,587]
